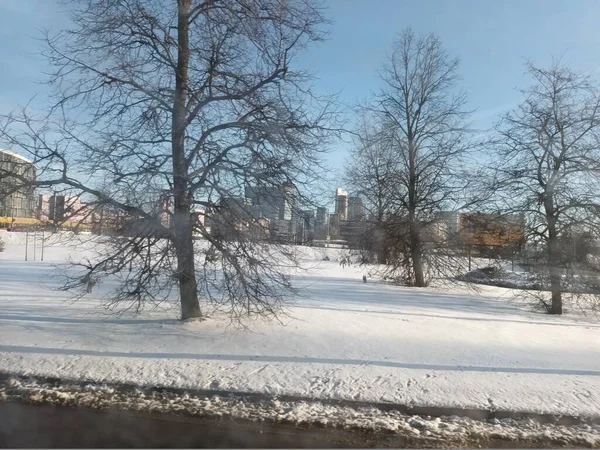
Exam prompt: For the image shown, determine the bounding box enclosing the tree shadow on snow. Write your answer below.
[294,276,599,327]
[0,345,598,377]
[290,304,600,328]
[0,313,178,326]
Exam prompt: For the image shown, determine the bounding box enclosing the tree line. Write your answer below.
[1,0,599,320]
[345,29,600,316]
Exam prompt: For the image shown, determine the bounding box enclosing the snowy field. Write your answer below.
[1,230,599,418]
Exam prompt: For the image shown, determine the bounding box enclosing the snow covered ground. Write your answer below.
[1,230,599,419]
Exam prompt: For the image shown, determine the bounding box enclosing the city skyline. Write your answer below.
[3,1,600,179]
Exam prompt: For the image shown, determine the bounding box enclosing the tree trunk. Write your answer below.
[174,222,202,320]
[411,243,425,287]
[549,275,563,314]
[172,0,202,320]
[375,225,388,264]
[410,218,426,287]
[545,193,562,315]
[548,235,563,315]
[406,132,425,287]
[377,248,387,265]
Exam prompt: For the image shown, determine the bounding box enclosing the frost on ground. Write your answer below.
[1,230,600,421]
[1,375,599,447]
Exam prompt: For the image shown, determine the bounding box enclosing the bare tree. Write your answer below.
[0,0,340,322]
[357,28,473,286]
[492,60,600,315]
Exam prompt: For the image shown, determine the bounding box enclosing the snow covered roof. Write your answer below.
[0,148,33,164]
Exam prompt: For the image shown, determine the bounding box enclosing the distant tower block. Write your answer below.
[335,188,348,221]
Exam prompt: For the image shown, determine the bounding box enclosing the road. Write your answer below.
[0,401,426,448]
[0,401,580,448]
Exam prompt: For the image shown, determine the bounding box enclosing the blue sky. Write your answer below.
[2,0,600,185]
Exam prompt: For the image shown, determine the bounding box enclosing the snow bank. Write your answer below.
[2,375,599,447]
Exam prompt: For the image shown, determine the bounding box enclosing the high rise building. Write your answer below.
[294,209,315,244]
[329,212,341,239]
[245,183,294,221]
[348,196,364,221]
[37,194,91,224]
[335,188,348,221]
[433,211,461,242]
[0,149,37,219]
[314,206,329,240]
[220,196,251,217]
[316,206,328,224]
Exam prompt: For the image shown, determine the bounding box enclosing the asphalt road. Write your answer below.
[0,401,427,448]
[0,401,584,448]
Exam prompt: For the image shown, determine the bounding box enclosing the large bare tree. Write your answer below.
[0,0,339,322]
[358,28,472,286]
[493,61,600,315]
